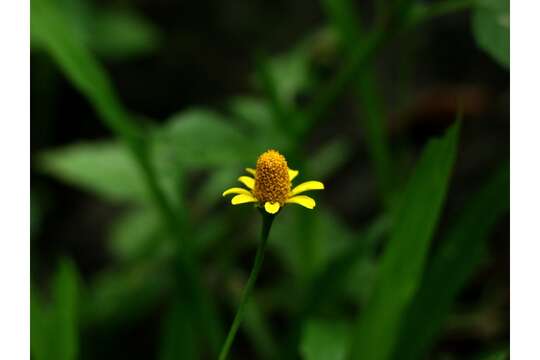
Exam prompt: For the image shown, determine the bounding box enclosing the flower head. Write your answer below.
[222,149,324,214]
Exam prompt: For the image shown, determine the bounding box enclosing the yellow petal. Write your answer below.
[286,195,316,209]
[290,181,324,196]
[288,169,299,181]
[222,187,252,196]
[264,202,281,214]
[231,194,258,205]
[245,168,256,176]
[238,176,255,189]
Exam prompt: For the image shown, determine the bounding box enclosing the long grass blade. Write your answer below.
[392,163,509,360]
[350,121,460,360]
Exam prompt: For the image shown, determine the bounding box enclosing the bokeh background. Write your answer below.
[30,0,509,359]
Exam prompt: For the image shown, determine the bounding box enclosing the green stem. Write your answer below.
[218,213,275,360]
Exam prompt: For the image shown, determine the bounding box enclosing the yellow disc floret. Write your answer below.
[253,149,291,205]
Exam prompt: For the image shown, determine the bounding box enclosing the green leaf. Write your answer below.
[304,138,352,179]
[156,109,255,169]
[109,208,169,262]
[159,296,199,360]
[270,208,355,281]
[31,259,80,360]
[265,48,313,108]
[472,0,510,68]
[196,168,241,208]
[350,121,460,360]
[38,141,148,202]
[321,0,363,46]
[228,97,275,130]
[300,319,350,360]
[30,291,49,360]
[476,349,509,360]
[31,0,142,144]
[301,216,390,315]
[392,163,509,360]
[52,259,79,360]
[82,261,173,327]
[91,8,162,60]
[241,299,278,360]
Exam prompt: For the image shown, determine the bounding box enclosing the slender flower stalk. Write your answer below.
[218,211,275,360]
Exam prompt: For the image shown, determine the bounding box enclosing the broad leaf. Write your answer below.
[39,142,148,202]
[155,109,255,169]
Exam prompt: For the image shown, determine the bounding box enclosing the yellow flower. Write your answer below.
[222,149,325,214]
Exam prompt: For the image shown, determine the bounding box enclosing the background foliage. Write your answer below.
[31,0,509,359]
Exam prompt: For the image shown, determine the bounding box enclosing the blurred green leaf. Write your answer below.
[228,96,295,153]
[301,215,390,315]
[477,349,509,360]
[30,291,49,360]
[82,261,173,327]
[39,141,147,202]
[109,207,168,262]
[300,319,350,360]
[31,0,187,231]
[393,163,509,360]
[156,109,256,169]
[32,0,161,60]
[351,121,460,360]
[31,0,142,143]
[266,48,313,108]
[472,0,509,68]
[304,138,352,179]
[52,259,79,360]
[91,8,161,59]
[321,0,363,46]
[229,97,275,130]
[241,299,278,360]
[271,208,354,281]
[159,296,199,360]
[256,55,295,134]
[31,259,79,360]
[196,168,242,208]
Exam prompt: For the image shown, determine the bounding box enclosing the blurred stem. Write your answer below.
[301,29,386,133]
[355,70,394,208]
[321,0,394,208]
[218,213,275,360]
